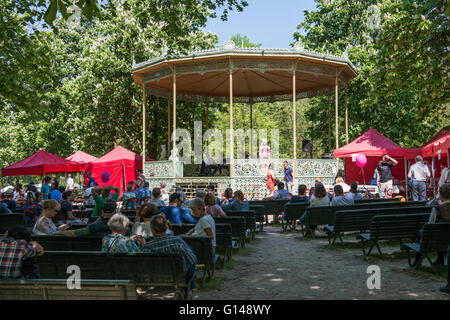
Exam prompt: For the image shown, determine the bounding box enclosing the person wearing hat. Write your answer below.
[408,155,431,201]
[1,189,17,210]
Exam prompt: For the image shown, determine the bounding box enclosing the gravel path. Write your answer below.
[193,225,449,300]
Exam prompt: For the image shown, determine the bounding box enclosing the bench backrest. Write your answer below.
[171,224,196,236]
[225,211,256,231]
[355,198,401,204]
[284,203,309,220]
[180,236,214,265]
[248,205,265,223]
[213,217,246,239]
[421,223,450,253]
[215,223,232,248]
[31,235,102,251]
[248,200,290,215]
[369,213,430,241]
[305,201,411,227]
[332,206,431,233]
[0,213,26,233]
[0,279,136,300]
[37,251,186,287]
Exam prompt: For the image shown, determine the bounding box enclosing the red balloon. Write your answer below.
[355,154,367,168]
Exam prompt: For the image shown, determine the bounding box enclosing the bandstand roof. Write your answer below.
[132,44,358,103]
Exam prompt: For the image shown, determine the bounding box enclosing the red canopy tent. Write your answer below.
[2,150,82,177]
[333,129,420,186]
[84,146,142,195]
[419,129,450,187]
[66,151,98,170]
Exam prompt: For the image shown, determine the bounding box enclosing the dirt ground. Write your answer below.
[192,224,449,300]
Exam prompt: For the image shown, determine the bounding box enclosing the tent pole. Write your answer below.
[141,82,147,171]
[404,157,408,201]
[229,58,234,177]
[328,95,331,153]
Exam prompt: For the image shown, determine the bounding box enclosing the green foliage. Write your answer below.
[230,33,261,48]
[294,0,448,151]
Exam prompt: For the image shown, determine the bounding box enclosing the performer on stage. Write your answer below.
[267,163,277,197]
[259,138,270,159]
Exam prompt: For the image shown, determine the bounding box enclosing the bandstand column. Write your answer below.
[328,94,331,152]
[250,100,253,157]
[229,61,234,176]
[292,69,297,160]
[167,99,170,160]
[141,83,146,169]
[172,69,177,177]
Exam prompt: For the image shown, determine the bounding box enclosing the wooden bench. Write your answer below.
[224,211,256,241]
[37,251,191,299]
[213,217,246,251]
[171,224,196,236]
[357,213,430,257]
[325,206,431,247]
[0,279,137,300]
[31,235,102,251]
[248,199,290,224]
[355,198,401,204]
[249,205,265,234]
[215,223,233,267]
[282,203,310,232]
[302,201,422,239]
[180,236,219,286]
[0,213,26,233]
[401,223,450,275]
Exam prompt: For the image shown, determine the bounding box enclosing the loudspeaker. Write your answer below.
[321,153,333,159]
[302,140,313,153]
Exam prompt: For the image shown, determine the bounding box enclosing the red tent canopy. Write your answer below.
[66,150,98,164]
[421,131,450,159]
[84,146,143,194]
[333,129,419,186]
[2,150,82,177]
[333,128,416,158]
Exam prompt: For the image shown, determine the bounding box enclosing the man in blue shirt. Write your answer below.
[267,182,292,200]
[331,185,354,206]
[1,190,17,210]
[283,161,294,193]
[159,193,197,225]
[41,176,51,200]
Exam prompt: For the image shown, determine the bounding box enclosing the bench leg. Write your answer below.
[338,235,345,249]
[361,239,367,256]
[375,243,383,257]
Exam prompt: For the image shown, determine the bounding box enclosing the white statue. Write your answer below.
[160,145,167,160]
[169,146,179,162]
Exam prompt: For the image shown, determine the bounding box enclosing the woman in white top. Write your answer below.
[334,177,351,193]
[186,198,216,248]
[33,199,68,235]
[132,203,173,237]
[160,182,170,206]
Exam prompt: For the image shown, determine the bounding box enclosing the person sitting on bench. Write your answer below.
[221,190,249,212]
[413,183,450,266]
[142,215,197,290]
[159,193,197,225]
[102,213,145,253]
[331,185,354,206]
[0,225,44,279]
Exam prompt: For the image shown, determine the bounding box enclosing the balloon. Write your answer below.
[101,171,111,183]
[355,154,367,168]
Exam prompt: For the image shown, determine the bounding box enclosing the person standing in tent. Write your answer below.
[376,154,398,197]
[41,176,51,200]
[66,174,74,191]
[408,155,431,201]
[85,172,96,189]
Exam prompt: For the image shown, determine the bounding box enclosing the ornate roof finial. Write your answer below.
[162,43,168,56]
[293,39,305,51]
[223,38,236,50]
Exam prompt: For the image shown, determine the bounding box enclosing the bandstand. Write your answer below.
[132,41,358,199]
